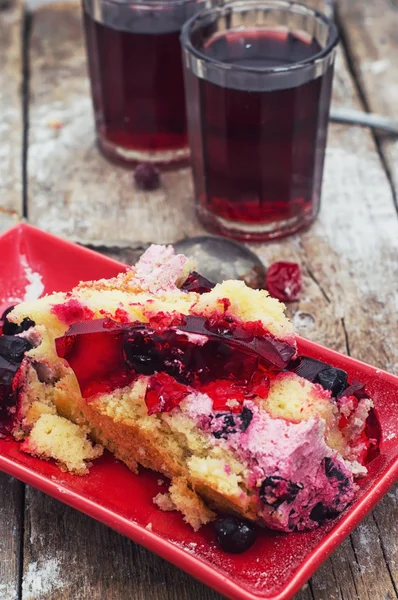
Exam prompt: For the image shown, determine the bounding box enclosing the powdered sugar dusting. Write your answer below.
[20,255,44,301]
[0,582,17,600]
[22,557,64,599]
[2,255,44,309]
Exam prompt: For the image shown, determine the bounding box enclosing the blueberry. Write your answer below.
[2,316,35,336]
[315,367,348,397]
[324,457,350,491]
[309,502,339,523]
[260,476,303,508]
[212,413,237,439]
[1,306,16,321]
[0,336,32,364]
[134,162,160,191]
[0,356,19,385]
[214,516,257,553]
[123,331,162,375]
[239,407,253,432]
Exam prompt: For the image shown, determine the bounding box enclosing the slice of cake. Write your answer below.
[0,245,380,534]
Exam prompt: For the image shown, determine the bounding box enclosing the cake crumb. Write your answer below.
[145,522,153,531]
[21,414,103,474]
[157,478,165,486]
[153,492,176,512]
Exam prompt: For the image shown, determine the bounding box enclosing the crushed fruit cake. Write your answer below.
[0,245,381,534]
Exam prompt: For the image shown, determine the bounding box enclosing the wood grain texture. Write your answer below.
[337,0,398,207]
[0,473,23,600]
[27,1,203,244]
[22,487,222,600]
[0,0,23,232]
[12,1,398,599]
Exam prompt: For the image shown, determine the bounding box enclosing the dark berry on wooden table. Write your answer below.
[260,476,303,508]
[214,517,257,553]
[134,162,160,191]
[266,261,302,302]
[315,366,348,397]
[180,271,215,294]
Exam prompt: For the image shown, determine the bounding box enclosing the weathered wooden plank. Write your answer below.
[0,2,25,597]
[24,3,398,600]
[0,0,23,232]
[27,1,203,244]
[22,487,222,600]
[0,473,23,600]
[337,0,398,204]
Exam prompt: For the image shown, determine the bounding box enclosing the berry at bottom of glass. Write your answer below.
[83,1,194,168]
[182,2,339,241]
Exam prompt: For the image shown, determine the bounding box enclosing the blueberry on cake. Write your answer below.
[0,245,381,533]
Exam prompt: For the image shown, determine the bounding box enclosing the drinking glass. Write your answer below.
[181,0,339,241]
[82,0,207,167]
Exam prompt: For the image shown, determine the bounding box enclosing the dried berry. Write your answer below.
[214,516,257,553]
[266,261,302,302]
[134,162,160,191]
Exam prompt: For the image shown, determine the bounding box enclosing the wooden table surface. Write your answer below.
[0,0,397,598]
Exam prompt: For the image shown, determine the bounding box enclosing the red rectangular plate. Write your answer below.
[0,223,397,600]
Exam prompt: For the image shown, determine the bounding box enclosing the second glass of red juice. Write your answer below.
[181,1,339,240]
[82,0,206,167]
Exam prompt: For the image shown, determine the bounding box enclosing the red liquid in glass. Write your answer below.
[83,12,189,165]
[194,29,334,239]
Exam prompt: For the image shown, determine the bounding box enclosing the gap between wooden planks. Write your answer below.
[1,1,397,599]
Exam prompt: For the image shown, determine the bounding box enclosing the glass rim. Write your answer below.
[180,0,340,76]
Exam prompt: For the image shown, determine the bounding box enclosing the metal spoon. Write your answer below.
[173,236,266,289]
[330,108,398,136]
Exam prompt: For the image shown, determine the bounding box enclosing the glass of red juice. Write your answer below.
[181,1,339,241]
[82,0,207,167]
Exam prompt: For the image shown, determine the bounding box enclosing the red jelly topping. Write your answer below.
[200,380,247,412]
[55,316,292,413]
[180,271,215,294]
[266,262,302,303]
[145,372,189,415]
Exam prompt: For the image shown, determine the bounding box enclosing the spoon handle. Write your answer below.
[330,108,398,135]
